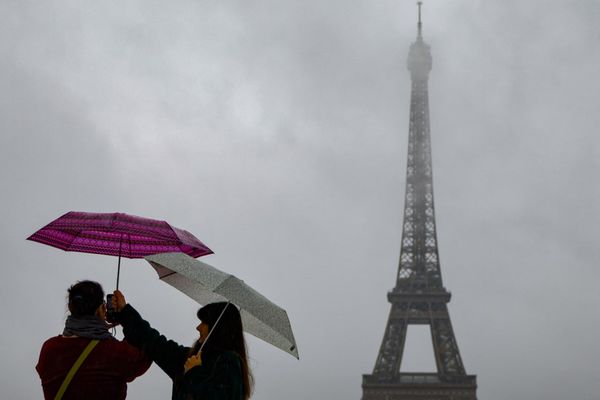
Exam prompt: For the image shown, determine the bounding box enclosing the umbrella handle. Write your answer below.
[198,302,231,353]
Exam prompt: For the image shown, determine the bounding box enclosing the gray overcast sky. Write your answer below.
[1,1,599,399]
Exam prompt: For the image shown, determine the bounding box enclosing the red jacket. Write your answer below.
[36,336,152,400]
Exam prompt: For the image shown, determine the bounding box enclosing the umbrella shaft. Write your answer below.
[199,302,230,353]
[115,235,123,290]
[116,254,121,290]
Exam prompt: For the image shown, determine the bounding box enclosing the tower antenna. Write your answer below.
[417,1,423,37]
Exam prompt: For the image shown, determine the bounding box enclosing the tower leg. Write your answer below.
[372,304,408,379]
[431,313,466,376]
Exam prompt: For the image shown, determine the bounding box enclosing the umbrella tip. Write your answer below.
[290,345,300,359]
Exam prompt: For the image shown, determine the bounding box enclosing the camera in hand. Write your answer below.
[106,294,116,323]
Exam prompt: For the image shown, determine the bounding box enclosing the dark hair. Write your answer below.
[192,302,253,399]
[67,280,104,317]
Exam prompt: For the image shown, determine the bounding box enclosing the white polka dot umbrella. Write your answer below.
[145,252,299,359]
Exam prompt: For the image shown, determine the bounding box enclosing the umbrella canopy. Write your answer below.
[27,211,213,259]
[145,252,299,359]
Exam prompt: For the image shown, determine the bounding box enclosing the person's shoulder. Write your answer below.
[39,335,90,357]
[42,334,63,343]
[104,337,147,359]
[214,352,243,381]
[104,336,137,350]
[41,335,76,347]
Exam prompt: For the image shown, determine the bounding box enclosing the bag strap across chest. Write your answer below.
[54,339,100,400]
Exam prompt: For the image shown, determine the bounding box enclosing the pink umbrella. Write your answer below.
[27,211,213,288]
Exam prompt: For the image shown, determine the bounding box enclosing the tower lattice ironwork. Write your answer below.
[362,4,477,399]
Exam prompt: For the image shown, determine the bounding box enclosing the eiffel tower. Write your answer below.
[362,4,477,399]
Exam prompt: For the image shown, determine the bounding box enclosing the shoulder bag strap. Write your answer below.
[54,339,100,400]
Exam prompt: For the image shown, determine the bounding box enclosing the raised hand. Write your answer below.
[112,290,127,312]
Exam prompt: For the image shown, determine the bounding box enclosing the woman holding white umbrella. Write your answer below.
[111,290,253,400]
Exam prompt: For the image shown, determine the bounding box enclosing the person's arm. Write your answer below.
[113,291,188,380]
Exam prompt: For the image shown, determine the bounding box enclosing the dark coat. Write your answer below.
[117,304,244,400]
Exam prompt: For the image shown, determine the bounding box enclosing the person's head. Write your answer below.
[67,280,105,319]
[195,302,243,347]
[194,302,253,398]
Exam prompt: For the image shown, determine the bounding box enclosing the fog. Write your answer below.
[1,1,599,399]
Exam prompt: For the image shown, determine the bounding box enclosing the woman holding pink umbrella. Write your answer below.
[36,280,151,400]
